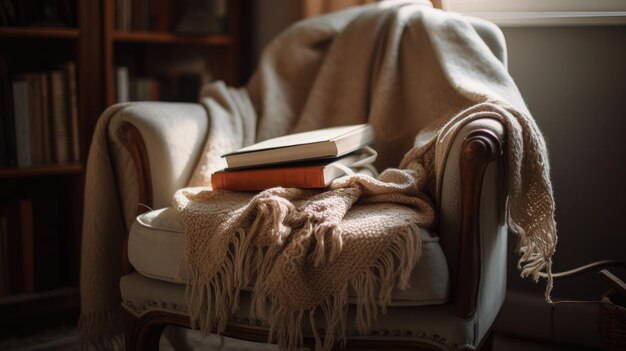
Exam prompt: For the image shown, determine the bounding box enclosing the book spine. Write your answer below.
[151,0,170,31]
[33,192,59,291]
[49,70,69,163]
[39,73,52,163]
[115,66,129,103]
[63,62,80,162]
[211,167,326,191]
[19,198,34,292]
[26,73,44,165]
[4,202,24,293]
[12,80,30,167]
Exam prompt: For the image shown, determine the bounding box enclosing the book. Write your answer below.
[12,80,31,167]
[39,73,53,163]
[62,62,80,161]
[115,66,130,103]
[18,198,34,292]
[222,124,374,169]
[212,151,373,191]
[26,73,45,165]
[49,70,70,163]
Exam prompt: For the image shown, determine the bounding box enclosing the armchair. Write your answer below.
[86,5,538,351]
[111,103,505,351]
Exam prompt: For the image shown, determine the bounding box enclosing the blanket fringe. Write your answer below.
[183,189,423,350]
[259,223,421,351]
[78,310,124,351]
[508,213,557,303]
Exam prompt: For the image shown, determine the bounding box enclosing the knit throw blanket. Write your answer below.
[79,1,557,350]
[171,1,557,350]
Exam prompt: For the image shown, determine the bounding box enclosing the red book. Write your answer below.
[212,153,370,191]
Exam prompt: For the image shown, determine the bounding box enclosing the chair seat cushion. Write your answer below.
[128,207,449,306]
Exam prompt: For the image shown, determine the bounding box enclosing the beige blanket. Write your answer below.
[79,1,557,349]
[174,1,557,350]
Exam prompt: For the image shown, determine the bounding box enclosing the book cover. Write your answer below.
[212,151,374,191]
[223,124,374,169]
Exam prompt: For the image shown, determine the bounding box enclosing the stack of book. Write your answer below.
[0,61,80,167]
[212,124,376,191]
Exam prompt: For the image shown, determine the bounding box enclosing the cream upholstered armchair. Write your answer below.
[103,15,511,351]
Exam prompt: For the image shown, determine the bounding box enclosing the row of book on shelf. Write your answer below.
[0,61,80,167]
[0,0,77,27]
[115,66,203,103]
[116,0,228,34]
[212,124,377,191]
[0,196,62,296]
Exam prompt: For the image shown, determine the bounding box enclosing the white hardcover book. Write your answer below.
[222,124,375,169]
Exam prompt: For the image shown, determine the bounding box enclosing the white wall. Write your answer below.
[502,26,626,300]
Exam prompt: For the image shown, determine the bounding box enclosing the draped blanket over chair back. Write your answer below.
[80,1,557,350]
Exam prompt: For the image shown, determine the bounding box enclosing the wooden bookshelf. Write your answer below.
[103,0,243,106]
[0,0,245,337]
[0,27,80,39]
[0,0,245,336]
[0,163,83,178]
[112,31,234,45]
[0,0,102,337]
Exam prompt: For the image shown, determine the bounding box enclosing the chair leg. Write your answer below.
[124,310,167,351]
[478,329,494,351]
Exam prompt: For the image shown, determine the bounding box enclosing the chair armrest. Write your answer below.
[108,102,209,225]
[437,119,507,322]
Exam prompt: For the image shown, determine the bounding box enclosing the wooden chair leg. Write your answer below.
[478,329,494,351]
[124,309,167,351]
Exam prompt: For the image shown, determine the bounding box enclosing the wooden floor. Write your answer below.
[0,327,604,351]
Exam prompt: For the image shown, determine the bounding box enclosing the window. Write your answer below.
[446,0,626,25]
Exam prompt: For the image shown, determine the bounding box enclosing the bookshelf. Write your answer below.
[0,0,244,337]
[103,0,243,106]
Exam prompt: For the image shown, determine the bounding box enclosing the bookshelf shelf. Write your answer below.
[0,163,84,179]
[0,27,80,39]
[0,287,80,337]
[112,31,233,45]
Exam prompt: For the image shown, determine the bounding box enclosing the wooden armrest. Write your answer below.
[455,128,504,318]
[117,121,153,275]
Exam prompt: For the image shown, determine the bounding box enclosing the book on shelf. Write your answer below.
[11,80,30,167]
[49,70,70,163]
[115,0,172,32]
[25,74,45,165]
[0,61,80,167]
[114,66,203,103]
[0,0,77,27]
[212,149,377,191]
[63,62,80,162]
[174,0,227,34]
[222,124,375,169]
[0,195,61,295]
